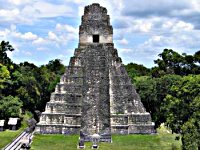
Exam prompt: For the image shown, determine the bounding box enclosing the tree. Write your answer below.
[164,75,200,132]
[151,66,166,78]
[134,75,182,128]
[194,50,200,64]
[125,63,150,79]
[182,108,200,150]
[35,66,58,111]
[0,41,67,121]
[0,64,10,91]
[0,96,22,119]
[134,76,158,126]
[154,49,200,76]
[36,60,65,111]
[45,59,65,75]
[0,41,14,65]
[15,63,40,111]
[154,49,184,75]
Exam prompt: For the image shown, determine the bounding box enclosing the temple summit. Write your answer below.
[36,3,155,142]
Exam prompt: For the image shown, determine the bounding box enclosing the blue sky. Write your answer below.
[1,0,200,68]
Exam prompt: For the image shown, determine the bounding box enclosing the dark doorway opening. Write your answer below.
[93,35,99,43]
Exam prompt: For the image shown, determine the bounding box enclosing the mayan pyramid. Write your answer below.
[36,3,155,142]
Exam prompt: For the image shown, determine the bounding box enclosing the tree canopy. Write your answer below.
[125,49,200,149]
[152,49,200,77]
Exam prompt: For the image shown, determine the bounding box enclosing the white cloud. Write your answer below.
[0,25,38,41]
[0,9,20,21]
[0,1,77,24]
[56,23,78,34]
[0,29,10,37]
[21,32,38,40]
[120,48,132,53]
[22,1,74,18]
[53,23,78,44]
[33,37,47,45]
[10,29,38,41]
[162,20,194,32]
[138,22,152,32]
[152,36,161,42]
[138,29,200,55]
[172,21,194,31]
[8,0,31,5]
[118,38,129,45]
[48,31,59,41]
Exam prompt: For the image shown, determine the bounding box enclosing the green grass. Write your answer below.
[0,129,23,149]
[0,111,32,149]
[31,126,182,150]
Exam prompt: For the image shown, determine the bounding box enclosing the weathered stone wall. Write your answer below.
[80,44,111,137]
[79,3,113,44]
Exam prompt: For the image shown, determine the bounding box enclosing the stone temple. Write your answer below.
[36,3,155,142]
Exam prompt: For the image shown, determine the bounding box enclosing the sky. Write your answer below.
[0,0,200,68]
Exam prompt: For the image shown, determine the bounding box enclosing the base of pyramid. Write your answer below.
[35,124,155,135]
[35,124,80,134]
[111,124,155,134]
[35,112,155,137]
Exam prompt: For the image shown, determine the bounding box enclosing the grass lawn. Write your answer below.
[0,129,23,149]
[31,126,182,150]
[0,112,32,149]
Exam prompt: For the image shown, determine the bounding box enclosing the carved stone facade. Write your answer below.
[36,3,155,142]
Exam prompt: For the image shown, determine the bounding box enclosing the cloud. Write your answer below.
[113,18,129,29]
[0,1,76,24]
[8,0,31,5]
[0,25,38,41]
[122,0,190,17]
[53,23,78,43]
[20,32,38,40]
[162,20,194,32]
[0,9,20,22]
[30,1,74,18]
[117,38,129,45]
[55,23,78,34]
[120,48,132,53]
[32,23,78,47]
[121,0,200,30]
[0,29,10,38]
[48,31,59,41]
[33,37,47,45]
[135,29,200,57]
[133,20,153,32]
